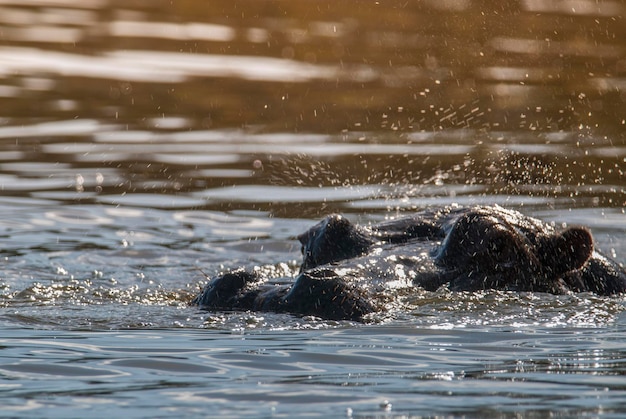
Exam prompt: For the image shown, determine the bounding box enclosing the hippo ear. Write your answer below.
[297,214,346,246]
[297,214,373,270]
[539,227,593,276]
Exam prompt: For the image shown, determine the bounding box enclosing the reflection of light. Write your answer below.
[43,141,474,157]
[146,116,190,130]
[0,3,97,44]
[2,26,82,43]
[590,77,626,92]
[424,0,471,11]
[0,47,185,83]
[490,37,623,58]
[109,50,338,83]
[0,119,107,139]
[309,21,346,38]
[475,67,554,83]
[21,77,55,91]
[246,28,269,43]
[110,21,236,42]
[522,0,622,17]
[0,0,104,8]
[191,185,383,204]
[0,46,359,83]
[0,85,20,97]
[490,84,537,97]
[0,5,96,25]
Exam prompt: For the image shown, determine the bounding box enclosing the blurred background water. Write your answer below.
[0,0,625,417]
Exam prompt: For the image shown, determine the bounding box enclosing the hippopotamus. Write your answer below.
[192,205,626,321]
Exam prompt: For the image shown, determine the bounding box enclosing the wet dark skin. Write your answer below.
[193,205,626,321]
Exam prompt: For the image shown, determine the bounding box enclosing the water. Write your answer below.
[0,1,625,417]
[2,326,626,418]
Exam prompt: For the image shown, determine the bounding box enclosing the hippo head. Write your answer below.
[435,209,594,292]
[295,208,596,294]
[297,214,375,271]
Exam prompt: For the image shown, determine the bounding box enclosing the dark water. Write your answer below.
[0,1,625,417]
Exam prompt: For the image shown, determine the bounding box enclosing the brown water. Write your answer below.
[0,1,625,418]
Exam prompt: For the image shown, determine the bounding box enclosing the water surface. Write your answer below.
[0,1,625,417]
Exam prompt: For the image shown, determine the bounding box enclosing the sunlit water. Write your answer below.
[0,1,625,417]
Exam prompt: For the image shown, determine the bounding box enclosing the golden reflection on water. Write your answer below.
[0,0,623,132]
